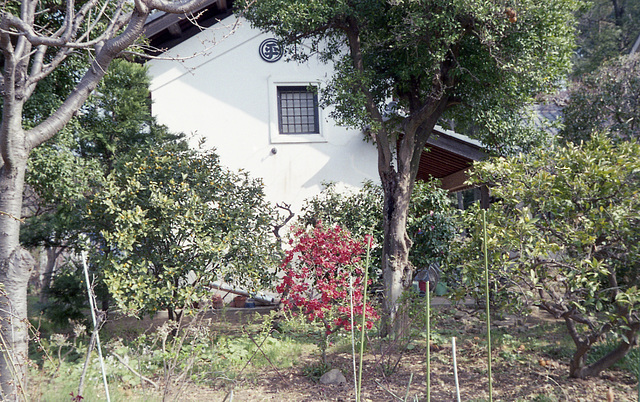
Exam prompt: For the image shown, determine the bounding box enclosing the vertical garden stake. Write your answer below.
[349,275,358,398]
[357,236,372,402]
[426,279,430,402]
[482,209,493,402]
[453,337,461,402]
[81,250,111,402]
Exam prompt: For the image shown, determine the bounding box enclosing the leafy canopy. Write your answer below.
[25,60,282,319]
[452,133,640,377]
[91,145,281,317]
[241,0,580,152]
[573,0,640,76]
[23,60,177,249]
[300,180,456,275]
[562,53,640,143]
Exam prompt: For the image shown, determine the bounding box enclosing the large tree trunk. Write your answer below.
[342,19,453,338]
[376,114,447,337]
[380,171,414,337]
[0,160,34,401]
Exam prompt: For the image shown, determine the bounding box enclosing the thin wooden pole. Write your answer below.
[482,210,493,402]
[426,281,430,402]
[357,237,372,402]
[349,276,358,399]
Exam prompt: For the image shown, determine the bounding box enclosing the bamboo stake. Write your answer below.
[426,280,430,402]
[482,210,493,402]
[404,372,414,401]
[349,275,358,398]
[357,236,372,402]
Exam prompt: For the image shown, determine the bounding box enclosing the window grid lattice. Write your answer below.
[278,86,319,134]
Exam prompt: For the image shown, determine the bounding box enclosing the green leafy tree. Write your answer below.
[23,60,174,248]
[23,130,102,249]
[90,146,280,320]
[562,53,640,143]
[406,181,457,272]
[25,59,281,324]
[0,1,210,396]
[240,0,578,333]
[76,60,186,172]
[300,180,456,285]
[452,134,640,378]
[23,60,185,316]
[573,0,640,76]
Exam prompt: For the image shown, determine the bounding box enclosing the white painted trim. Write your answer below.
[268,77,327,144]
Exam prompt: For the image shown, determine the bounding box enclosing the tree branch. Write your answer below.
[273,202,295,241]
[20,0,210,150]
[342,17,392,178]
[112,352,159,390]
[149,0,210,14]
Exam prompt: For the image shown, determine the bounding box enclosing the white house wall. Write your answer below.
[147,16,379,212]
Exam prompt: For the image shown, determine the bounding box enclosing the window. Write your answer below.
[268,80,326,144]
[277,86,320,134]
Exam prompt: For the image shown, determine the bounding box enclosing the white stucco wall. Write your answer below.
[147,16,379,212]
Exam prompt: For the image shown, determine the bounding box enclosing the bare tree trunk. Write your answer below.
[167,307,183,323]
[0,1,211,397]
[568,340,590,378]
[380,171,414,337]
[37,247,62,304]
[0,161,34,401]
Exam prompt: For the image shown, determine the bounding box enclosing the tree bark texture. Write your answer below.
[376,107,450,336]
[36,247,62,304]
[568,317,639,378]
[379,168,413,336]
[343,20,454,336]
[0,160,34,400]
[0,0,209,397]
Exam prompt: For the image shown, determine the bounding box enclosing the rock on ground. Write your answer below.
[319,368,347,385]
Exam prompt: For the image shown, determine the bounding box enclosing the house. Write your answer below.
[143,1,485,212]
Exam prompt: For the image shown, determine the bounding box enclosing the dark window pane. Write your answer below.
[277,86,320,134]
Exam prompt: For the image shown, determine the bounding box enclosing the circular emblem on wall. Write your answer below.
[259,38,283,63]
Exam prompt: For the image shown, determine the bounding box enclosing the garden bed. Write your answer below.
[28,303,639,401]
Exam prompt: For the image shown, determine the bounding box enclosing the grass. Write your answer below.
[29,375,162,402]
[301,361,332,383]
[26,302,319,400]
[24,295,640,401]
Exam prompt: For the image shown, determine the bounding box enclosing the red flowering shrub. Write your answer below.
[277,223,379,349]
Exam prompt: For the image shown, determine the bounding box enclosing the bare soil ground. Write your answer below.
[180,355,637,402]
[106,303,639,402]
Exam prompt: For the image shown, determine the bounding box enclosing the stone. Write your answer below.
[318,368,346,385]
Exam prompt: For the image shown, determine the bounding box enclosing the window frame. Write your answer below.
[268,79,326,144]
[277,86,320,135]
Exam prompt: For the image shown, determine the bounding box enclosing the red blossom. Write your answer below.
[277,223,379,335]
